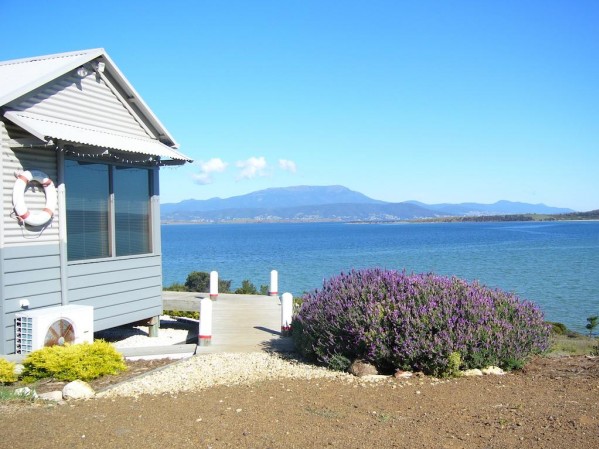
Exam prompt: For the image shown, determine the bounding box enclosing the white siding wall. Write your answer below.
[1,68,166,353]
[2,147,60,245]
[1,122,62,353]
[68,255,163,331]
[8,71,151,139]
[0,122,6,352]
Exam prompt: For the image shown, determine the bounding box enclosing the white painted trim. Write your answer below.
[57,150,69,306]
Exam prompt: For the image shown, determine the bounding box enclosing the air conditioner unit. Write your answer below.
[15,305,94,354]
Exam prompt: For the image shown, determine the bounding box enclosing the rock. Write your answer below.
[348,360,378,377]
[461,369,483,377]
[39,391,64,402]
[394,370,413,379]
[481,366,505,375]
[359,375,389,382]
[13,364,24,376]
[63,380,95,400]
[14,387,38,399]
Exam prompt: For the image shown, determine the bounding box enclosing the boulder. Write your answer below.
[359,374,389,382]
[481,366,505,375]
[461,368,483,377]
[63,380,95,400]
[13,364,24,376]
[394,370,413,379]
[348,360,378,377]
[14,387,38,399]
[39,391,64,402]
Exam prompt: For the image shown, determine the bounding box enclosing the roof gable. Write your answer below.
[7,65,156,140]
[0,49,182,152]
[0,49,191,164]
[0,49,104,107]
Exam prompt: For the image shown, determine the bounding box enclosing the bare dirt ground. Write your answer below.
[2,355,598,449]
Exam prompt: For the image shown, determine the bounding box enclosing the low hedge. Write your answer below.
[0,358,17,384]
[293,269,550,376]
[21,340,127,382]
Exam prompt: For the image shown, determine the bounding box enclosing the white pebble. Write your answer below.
[98,352,351,398]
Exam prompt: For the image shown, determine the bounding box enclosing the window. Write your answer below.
[65,161,110,260]
[114,167,150,256]
[65,160,152,261]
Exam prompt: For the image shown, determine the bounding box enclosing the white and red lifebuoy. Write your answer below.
[12,170,57,227]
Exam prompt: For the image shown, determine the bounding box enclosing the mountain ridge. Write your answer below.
[161,185,576,223]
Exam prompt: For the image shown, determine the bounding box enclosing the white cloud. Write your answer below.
[192,172,212,185]
[193,158,228,185]
[278,159,297,173]
[236,156,268,179]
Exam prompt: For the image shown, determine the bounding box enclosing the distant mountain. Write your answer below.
[405,200,574,216]
[160,185,384,215]
[161,186,577,223]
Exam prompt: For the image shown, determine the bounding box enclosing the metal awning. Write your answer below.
[4,110,192,164]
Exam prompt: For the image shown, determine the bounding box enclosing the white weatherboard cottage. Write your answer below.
[0,49,191,354]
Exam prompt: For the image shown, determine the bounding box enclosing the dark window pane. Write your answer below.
[114,167,150,256]
[65,160,110,261]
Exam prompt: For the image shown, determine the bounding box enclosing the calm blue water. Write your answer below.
[161,221,599,333]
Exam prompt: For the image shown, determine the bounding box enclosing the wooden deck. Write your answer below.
[162,291,294,354]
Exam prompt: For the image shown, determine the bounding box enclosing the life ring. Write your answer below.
[12,170,57,227]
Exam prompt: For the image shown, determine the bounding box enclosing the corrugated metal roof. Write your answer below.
[0,49,191,163]
[5,111,190,162]
[0,49,104,107]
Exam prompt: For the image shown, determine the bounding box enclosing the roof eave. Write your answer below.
[97,53,180,149]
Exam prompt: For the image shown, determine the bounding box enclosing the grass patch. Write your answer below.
[549,334,598,356]
[164,310,200,320]
[0,386,36,403]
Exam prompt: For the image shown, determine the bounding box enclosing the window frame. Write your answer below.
[65,156,157,263]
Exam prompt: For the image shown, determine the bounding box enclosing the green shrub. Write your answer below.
[548,321,568,335]
[184,271,231,293]
[327,354,352,372]
[235,279,258,294]
[234,280,271,295]
[219,279,232,293]
[21,340,127,382]
[445,352,462,378]
[294,269,550,374]
[163,310,200,320]
[184,271,210,292]
[163,282,187,292]
[0,358,17,384]
[586,316,598,337]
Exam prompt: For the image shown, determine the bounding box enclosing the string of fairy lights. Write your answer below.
[56,144,161,166]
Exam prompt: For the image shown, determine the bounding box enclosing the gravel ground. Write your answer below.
[94,317,352,399]
[98,352,352,398]
[3,356,597,449]
[94,316,195,349]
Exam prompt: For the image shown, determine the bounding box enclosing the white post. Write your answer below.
[281,292,293,335]
[210,270,218,300]
[269,270,278,296]
[198,297,213,346]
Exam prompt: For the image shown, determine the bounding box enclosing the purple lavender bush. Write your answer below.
[292,269,550,375]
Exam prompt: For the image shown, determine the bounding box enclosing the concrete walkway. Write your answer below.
[162,291,294,354]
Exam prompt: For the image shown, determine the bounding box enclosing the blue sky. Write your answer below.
[2,0,598,211]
